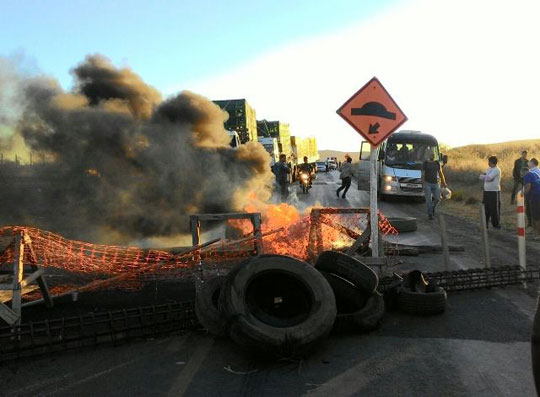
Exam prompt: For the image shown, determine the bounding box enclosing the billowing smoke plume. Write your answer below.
[0,55,272,243]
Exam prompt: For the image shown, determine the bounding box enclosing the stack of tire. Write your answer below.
[314,251,384,333]
[195,252,384,357]
[388,270,447,315]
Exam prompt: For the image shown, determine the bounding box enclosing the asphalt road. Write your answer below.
[2,170,539,396]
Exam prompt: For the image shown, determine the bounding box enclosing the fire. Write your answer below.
[229,201,367,261]
[86,168,100,177]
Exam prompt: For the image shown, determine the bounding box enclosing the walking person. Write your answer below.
[275,154,291,203]
[422,151,447,220]
[336,156,353,199]
[524,158,540,240]
[510,151,529,204]
[479,156,502,229]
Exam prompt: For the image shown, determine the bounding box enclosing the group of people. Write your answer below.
[476,152,540,239]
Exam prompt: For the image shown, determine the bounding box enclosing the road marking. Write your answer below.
[167,336,215,396]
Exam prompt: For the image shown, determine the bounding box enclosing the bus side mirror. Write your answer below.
[442,154,448,165]
[378,150,385,160]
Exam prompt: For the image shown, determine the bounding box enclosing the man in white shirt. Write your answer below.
[479,155,502,229]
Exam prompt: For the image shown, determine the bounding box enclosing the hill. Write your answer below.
[319,150,360,161]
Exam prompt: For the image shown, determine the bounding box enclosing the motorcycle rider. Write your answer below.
[298,156,313,187]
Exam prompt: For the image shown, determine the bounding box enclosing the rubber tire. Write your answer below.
[334,292,385,333]
[320,271,367,314]
[315,251,378,295]
[387,217,418,233]
[219,255,337,356]
[397,286,447,315]
[195,276,227,336]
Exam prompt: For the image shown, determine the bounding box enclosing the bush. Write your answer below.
[452,190,464,202]
[465,197,479,205]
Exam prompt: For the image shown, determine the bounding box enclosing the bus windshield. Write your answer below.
[385,142,439,169]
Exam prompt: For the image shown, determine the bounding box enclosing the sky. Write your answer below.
[2,0,539,151]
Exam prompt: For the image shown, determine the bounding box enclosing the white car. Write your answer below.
[316,162,327,172]
[327,160,337,170]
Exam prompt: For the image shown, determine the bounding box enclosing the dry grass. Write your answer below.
[440,139,540,231]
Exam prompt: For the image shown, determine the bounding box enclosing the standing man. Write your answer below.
[479,156,502,229]
[422,151,447,220]
[336,156,353,199]
[511,151,529,204]
[524,158,540,240]
[275,154,291,203]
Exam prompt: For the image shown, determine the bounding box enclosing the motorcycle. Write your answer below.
[299,171,311,194]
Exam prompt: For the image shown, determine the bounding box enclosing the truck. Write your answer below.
[358,130,448,199]
[258,137,280,165]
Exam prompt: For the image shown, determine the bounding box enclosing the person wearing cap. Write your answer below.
[524,158,540,239]
[479,156,502,229]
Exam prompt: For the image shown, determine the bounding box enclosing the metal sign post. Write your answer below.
[370,145,379,257]
[337,77,407,260]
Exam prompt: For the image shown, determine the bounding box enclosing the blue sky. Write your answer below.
[1,0,399,91]
[2,0,540,150]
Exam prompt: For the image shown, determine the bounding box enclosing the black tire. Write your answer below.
[219,255,336,356]
[315,251,378,295]
[195,276,227,336]
[387,217,417,233]
[334,292,385,333]
[397,286,447,315]
[320,271,367,314]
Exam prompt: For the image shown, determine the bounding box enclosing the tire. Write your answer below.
[397,286,447,315]
[320,271,367,314]
[219,255,336,356]
[315,251,378,295]
[334,292,385,333]
[195,276,228,336]
[387,217,417,233]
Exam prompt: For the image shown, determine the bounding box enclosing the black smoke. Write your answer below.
[0,54,272,243]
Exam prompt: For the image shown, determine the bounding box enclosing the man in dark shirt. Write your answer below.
[511,151,528,205]
[422,152,447,220]
[275,154,291,203]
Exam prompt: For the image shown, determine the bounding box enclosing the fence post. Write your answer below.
[517,190,527,270]
[479,203,491,268]
[439,214,450,271]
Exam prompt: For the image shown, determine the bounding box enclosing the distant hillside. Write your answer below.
[445,139,540,189]
[319,150,360,161]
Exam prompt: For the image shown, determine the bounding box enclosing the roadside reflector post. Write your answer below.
[370,144,379,258]
[479,203,491,268]
[438,214,450,271]
[517,190,526,272]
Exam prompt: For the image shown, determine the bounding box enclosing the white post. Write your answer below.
[370,145,379,257]
[517,190,526,270]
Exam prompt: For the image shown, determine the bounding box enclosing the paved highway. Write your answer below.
[2,170,539,396]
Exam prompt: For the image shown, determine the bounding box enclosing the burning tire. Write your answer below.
[387,217,417,233]
[219,255,336,356]
[195,275,228,336]
[315,251,378,295]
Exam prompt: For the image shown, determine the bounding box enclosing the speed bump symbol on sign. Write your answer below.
[337,77,407,147]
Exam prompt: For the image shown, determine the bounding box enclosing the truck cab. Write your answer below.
[358,130,447,199]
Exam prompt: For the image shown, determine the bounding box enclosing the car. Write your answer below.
[327,160,337,170]
[316,162,327,172]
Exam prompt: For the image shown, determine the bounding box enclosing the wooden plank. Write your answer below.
[0,285,39,303]
[251,213,263,255]
[0,302,19,325]
[19,268,44,288]
[346,227,371,255]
